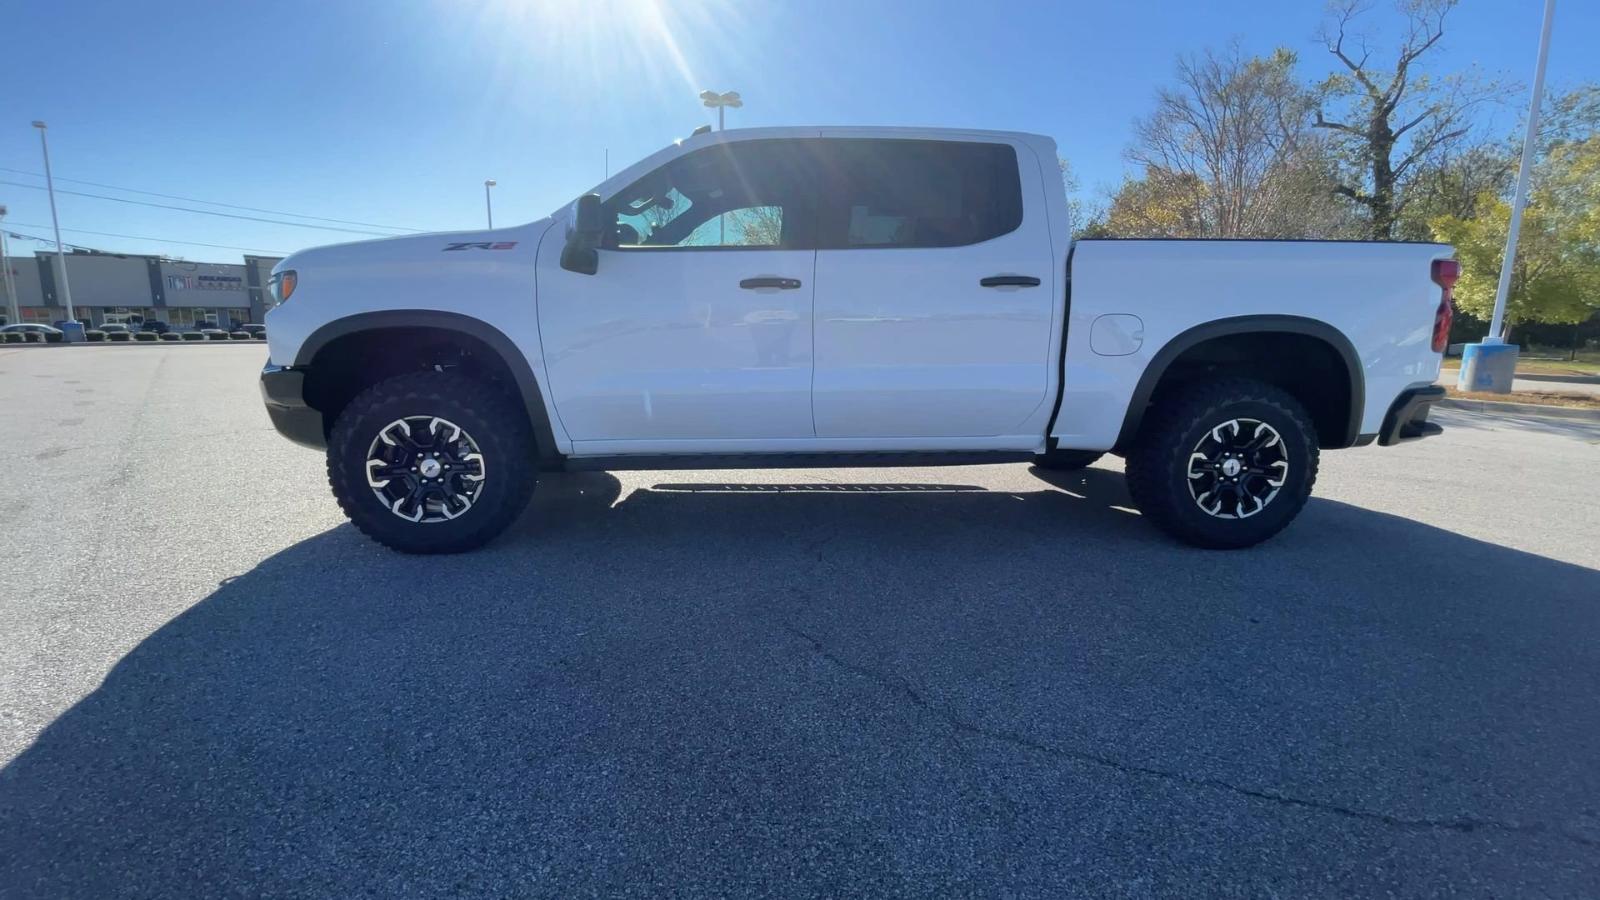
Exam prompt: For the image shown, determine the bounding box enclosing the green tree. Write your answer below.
[1430,136,1600,336]
[1103,168,1209,238]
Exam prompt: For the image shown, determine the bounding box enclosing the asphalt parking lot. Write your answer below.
[3,343,1598,897]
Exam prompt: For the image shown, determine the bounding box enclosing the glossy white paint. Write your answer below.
[811,130,1059,439]
[1052,239,1451,450]
[1090,314,1144,356]
[266,125,1451,463]
[264,220,571,453]
[535,242,815,441]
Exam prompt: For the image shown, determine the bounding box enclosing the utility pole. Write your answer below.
[484,179,497,229]
[0,206,19,327]
[32,121,80,337]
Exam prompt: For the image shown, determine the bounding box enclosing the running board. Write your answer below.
[560,451,1035,472]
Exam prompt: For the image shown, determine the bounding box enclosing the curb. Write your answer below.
[1508,371,1600,386]
[1437,398,1600,422]
[1441,368,1600,386]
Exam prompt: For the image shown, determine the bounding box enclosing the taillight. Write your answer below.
[1430,259,1458,353]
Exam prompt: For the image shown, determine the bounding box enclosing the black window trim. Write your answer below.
[600,136,1026,255]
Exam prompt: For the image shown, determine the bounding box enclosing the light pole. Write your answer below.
[1457,0,1557,393]
[32,121,78,335]
[484,179,497,229]
[0,205,20,327]
[699,90,743,243]
[699,89,742,131]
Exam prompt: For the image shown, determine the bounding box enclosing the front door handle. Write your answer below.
[979,275,1041,288]
[740,276,802,291]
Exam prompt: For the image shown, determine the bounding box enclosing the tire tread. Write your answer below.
[326,371,535,554]
[1126,377,1319,549]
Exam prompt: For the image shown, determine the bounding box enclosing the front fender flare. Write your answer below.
[296,310,562,462]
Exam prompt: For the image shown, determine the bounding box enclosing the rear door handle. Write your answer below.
[980,275,1041,288]
[740,276,802,290]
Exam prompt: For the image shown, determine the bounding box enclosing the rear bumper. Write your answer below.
[260,364,327,450]
[1379,385,1445,446]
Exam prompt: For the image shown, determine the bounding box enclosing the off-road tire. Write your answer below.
[1125,377,1318,549]
[327,371,536,554]
[1032,449,1104,471]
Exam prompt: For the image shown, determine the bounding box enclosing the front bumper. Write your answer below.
[260,364,327,450]
[1379,385,1445,446]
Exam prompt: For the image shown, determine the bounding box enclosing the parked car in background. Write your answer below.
[262,126,1455,554]
[99,323,134,342]
[0,323,64,343]
[241,324,267,338]
[140,320,172,334]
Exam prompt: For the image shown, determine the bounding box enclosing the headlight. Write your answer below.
[267,270,297,308]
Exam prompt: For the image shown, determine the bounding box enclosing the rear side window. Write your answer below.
[816,139,1023,249]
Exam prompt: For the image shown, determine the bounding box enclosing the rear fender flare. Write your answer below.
[1113,315,1364,450]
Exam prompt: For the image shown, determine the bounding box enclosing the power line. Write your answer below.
[4,223,286,255]
[0,179,405,236]
[0,165,421,232]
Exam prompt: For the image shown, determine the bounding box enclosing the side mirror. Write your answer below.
[560,193,603,275]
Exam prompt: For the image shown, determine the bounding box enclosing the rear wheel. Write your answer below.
[1125,378,1318,549]
[1032,448,1104,471]
[327,371,536,554]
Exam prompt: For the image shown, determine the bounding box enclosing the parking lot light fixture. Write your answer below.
[699,90,743,131]
[485,179,497,229]
[32,121,79,337]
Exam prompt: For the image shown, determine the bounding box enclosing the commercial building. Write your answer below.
[0,250,280,329]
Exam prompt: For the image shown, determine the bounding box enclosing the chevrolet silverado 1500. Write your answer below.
[261,126,1454,553]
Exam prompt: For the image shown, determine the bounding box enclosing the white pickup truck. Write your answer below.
[261,126,1456,553]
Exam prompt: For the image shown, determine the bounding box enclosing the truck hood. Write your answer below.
[271,220,553,277]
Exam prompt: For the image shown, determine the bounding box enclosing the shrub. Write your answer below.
[133,331,159,342]
[86,330,107,342]
[159,332,182,341]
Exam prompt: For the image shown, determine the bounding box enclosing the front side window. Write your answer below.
[603,141,813,250]
[816,139,1023,249]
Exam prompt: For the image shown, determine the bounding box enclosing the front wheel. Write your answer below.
[326,371,536,554]
[1124,378,1318,549]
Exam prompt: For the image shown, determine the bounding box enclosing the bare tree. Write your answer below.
[1314,0,1502,239]
[1124,45,1345,238]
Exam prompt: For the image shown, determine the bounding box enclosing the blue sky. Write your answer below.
[1,0,1595,262]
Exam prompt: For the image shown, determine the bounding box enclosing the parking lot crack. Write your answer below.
[779,623,1599,851]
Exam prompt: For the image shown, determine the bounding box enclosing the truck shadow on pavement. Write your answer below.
[4,469,1599,896]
